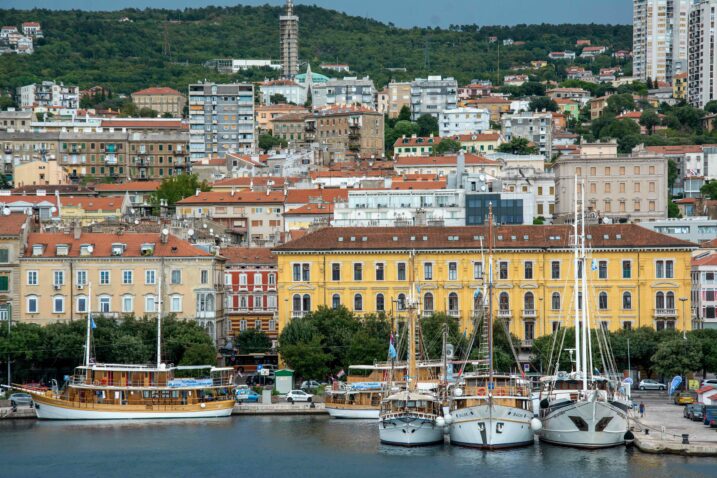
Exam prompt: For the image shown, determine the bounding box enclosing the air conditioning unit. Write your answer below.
[77,284,84,290]
[54,284,61,290]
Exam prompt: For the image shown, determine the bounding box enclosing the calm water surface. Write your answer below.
[0,416,716,478]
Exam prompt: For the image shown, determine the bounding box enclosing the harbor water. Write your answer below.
[1,416,716,477]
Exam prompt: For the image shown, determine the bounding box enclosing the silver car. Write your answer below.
[9,393,33,408]
[638,379,666,391]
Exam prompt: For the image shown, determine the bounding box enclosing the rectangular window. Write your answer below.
[145,296,156,313]
[331,263,341,281]
[54,270,64,286]
[397,263,407,281]
[53,296,64,313]
[376,263,385,281]
[354,263,363,281]
[171,270,182,284]
[598,260,608,279]
[448,262,458,281]
[122,270,133,284]
[524,261,533,280]
[551,261,560,280]
[0,249,8,263]
[622,261,631,279]
[27,270,38,285]
[473,262,483,280]
[424,263,433,280]
[200,270,209,284]
[0,276,7,292]
[499,261,508,280]
[100,270,110,285]
[293,264,301,281]
[656,260,674,279]
[170,296,182,313]
[302,264,310,281]
[623,321,632,331]
[27,296,38,313]
[76,270,87,285]
[77,296,87,313]
[145,270,156,285]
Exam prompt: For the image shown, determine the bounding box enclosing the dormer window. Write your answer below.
[111,243,125,256]
[32,244,44,256]
[56,244,69,256]
[140,243,155,256]
[80,244,93,256]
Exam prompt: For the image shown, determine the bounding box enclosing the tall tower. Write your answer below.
[280,0,299,79]
[688,0,717,108]
[633,0,689,83]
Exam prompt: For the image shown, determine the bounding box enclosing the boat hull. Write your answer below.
[379,414,444,446]
[539,400,628,449]
[326,406,379,419]
[449,403,534,449]
[31,394,235,420]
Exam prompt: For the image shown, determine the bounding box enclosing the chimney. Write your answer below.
[195,188,200,196]
[231,187,236,197]
[73,221,81,240]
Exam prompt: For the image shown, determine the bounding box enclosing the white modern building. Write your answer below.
[311,77,376,109]
[188,82,255,159]
[498,166,556,222]
[259,80,307,105]
[438,107,490,137]
[642,217,717,244]
[633,0,690,83]
[688,0,717,108]
[17,81,79,111]
[410,76,458,120]
[501,111,553,159]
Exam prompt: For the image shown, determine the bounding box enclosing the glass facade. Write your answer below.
[465,194,524,225]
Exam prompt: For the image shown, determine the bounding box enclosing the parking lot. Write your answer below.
[632,390,717,443]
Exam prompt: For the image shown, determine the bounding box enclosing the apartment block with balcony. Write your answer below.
[0,214,30,325]
[633,0,689,83]
[311,77,376,109]
[687,0,717,108]
[17,81,80,112]
[410,76,458,120]
[692,253,717,329]
[501,111,553,159]
[127,131,190,180]
[313,106,384,161]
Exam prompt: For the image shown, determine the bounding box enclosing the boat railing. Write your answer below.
[69,376,234,388]
[461,384,531,398]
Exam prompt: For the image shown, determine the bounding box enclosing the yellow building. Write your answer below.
[673,72,688,100]
[19,230,227,343]
[59,196,129,225]
[274,225,696,345]
[13,159,69,188]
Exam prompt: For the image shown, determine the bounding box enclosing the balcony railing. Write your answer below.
[497,309,512,319]
[522,309,537,319]
[447,309,460,317]
[292,310,309,319]
[654,308,677,318]
[521,339,534,348]
[196,311,216,319]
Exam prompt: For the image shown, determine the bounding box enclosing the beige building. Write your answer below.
[0,214,30,324]
[19,230,228,344]
[256,104,308,133]
[13,160,69,188]
[272,113,311,144]
[131,87,186,117]
[553,142,668,223]
[386,81,411,118]
[310,106,385,161]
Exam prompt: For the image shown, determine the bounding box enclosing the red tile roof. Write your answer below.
[469,97,511,104]
[450,133,501,142]
[221,247,275,265]
[132,87,183,96]
[394,136,442,148]
[177,191,285,205]
[702,238,717,249]
[94,181,161,192]
[284,203,335,215]
[274,224,697,252]
[693,253,717,266]
[212,176,290,188]
[0,213,27,236]
[696,386,716,394]
[99,119,185,129]
[645,145,708,155]
[389,180,447,190]
[285,188,349,204]
[25,232,211,258]
[60,196,124,211]
[315,105,379,115]
[260,80,300,86]
[394,154,498,167]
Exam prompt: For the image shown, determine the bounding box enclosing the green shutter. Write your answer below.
[0,249,8,263]
[0,276,8,292]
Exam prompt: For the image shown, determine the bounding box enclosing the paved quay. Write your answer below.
[630,391,717,456]
[233,402,327,415]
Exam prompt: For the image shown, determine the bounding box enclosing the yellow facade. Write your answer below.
[275,227,695,343]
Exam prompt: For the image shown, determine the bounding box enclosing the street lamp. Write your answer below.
[679,297,688,340]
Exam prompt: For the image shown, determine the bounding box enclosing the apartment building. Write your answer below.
[438,107,490,137]
[688,0,717,108]
[501,111,553,159]
[633,0,690,83]
[131,87,186,117]
[222,247,279,341]
[394,154,500,177]
[275,225,695,343]
[466,97,511,123]
[19,231,227,344]
[385,81,412,118]
[0,110,33,131]
[258,80,307,106]
[310,106,384,161]
[410,76,458,120]
[692,253,717,329]
[255,104,308,134]
[553,142,668,223]
[188,82,255,160]
[13,160,69,188]
[311,77,377,109]
[17,81,79,111]
[0,214,29,324]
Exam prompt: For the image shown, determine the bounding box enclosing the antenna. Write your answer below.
[157,270,162,367]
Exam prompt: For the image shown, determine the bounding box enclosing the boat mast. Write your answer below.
[157,271,162,367]
[488,204,494,388]
[573,175,581,376]
[84,282,92,367]
[580,179,588,390]
[408,251,417,393]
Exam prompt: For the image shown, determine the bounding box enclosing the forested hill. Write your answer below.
[0,5,632,94]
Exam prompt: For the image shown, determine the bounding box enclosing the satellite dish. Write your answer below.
[479,174,485,181]
[134,219,140,225]
[187,228,195,237]
[203,223,208,229]
[2,207,10,216]
[87,245,94,253]
[209,228,214,234]
[26,208,33,216]
[161,228,169,235]
[50,207,57,213]
[130,208,135,214]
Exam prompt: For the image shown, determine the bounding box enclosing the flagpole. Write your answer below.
[85,282,92,367]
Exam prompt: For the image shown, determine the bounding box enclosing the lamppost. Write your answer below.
[679,297,688,340]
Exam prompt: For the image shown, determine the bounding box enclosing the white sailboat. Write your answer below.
[378,253,444,446]
[449,205,536,449]
[537,179,631,448]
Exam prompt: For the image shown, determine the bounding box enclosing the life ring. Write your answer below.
[477,387,487,395]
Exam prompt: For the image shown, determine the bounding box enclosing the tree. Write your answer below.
[496,137,538,155]
[0,95,16,110]
[434,138,461,155]
[346,314,392,366]
[668,201,682,218]
[705,100,717,114]
[651,336,703,379]
[528,96,558,112]
[416,114,439,136]
[120,102,138,117]
[668,159,678,192]
[150,174,211,208]
[258,133,287,152]
[533,216,545,225]
[420,313,467,361]
[701,180,717,200]
[236,329,271,354]
[397,105,412,122]
[180,343,217,366]
[639,110,659,135]
[280,336,331,380]
[604,93,635,115]
[690,329,717,378]
[138,107,158,118]
[269,93,287,104]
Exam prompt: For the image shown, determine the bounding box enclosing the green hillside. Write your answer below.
[0,5,633,94]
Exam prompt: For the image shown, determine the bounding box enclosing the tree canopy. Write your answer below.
[150,173,211,208]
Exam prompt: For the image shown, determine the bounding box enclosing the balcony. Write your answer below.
[521,339,534,348]
[422,310,435,318]
[292,310,308,319]
[196,311,216,319]
[522,309,537,319]
[497,309,512,319]
[654,308,677,318]
[447,309,460,318]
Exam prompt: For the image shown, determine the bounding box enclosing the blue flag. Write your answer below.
[669,375,682,396]
[388,334,397,360]
[591,259,598,271]
[90,317,96,329]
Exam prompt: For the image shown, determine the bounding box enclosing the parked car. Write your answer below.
[300,380,324,392]
[684,403,702,419]
[674,392,696,405]
[9,393,33,408]
[701,379,717,387]
[638,379,666,391]
[235,386,260,403]
[691,407,704,422]
[702,405,717,425]
[286,390,313,403]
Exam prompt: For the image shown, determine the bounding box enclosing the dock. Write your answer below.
[233,402,327,415]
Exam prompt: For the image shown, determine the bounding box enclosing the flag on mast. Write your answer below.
[388,333,397,360]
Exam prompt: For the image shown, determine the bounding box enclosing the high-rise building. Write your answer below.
[688,0,717,108]
[409,76,458,120]
[633,0,689,83]
[279,0,299,79]
[188,82,255,159]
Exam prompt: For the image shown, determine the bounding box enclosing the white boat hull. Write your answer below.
[34,401,234,420]
[539,400,628,448]
[450,403,534,449]
[326,406,379,419]
[379,414,444,446]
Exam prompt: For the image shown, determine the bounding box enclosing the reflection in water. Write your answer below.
[0,416,715,478]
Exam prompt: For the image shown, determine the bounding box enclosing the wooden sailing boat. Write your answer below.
[378,251,444,446]
[448,205,535,449]
[18,273,236,420]
[537,178,631,448]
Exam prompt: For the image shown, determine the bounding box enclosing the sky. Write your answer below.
[4,0,633,27]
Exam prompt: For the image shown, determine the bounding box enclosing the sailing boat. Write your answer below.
[448,205,535,449]
[537,179,631,448]
[17,272,236,420]
[378,252,444,446]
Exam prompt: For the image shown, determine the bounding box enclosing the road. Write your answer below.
[631,390,717,443]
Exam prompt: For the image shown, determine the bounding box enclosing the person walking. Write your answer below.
[639,401,645,418]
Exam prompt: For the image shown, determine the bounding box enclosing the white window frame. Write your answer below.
[98,295,111,314]
[76,295,88,313]
[122,270,133,284]
[121,295,133,313]
[170,295,182,313]
[27,295,38,313]
[54,270,64,286]
[99,270,110,285]
[52,295,65,313]
[145,269,156,285]
[76,270,87,286]
[145,295,157,313]
[27,270,38,286]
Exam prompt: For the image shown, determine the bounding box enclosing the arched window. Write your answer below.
[656,291,665,309]
[376,293,385,312]
[448,292,458,313]
[424,292,434,312]
[354,294,363,311]
[292,294,301,312]
[599,292,608,310]
[666,291,675,309]
[524,292,534,311]
[551,292,561,310]
[302,294,311,312]
[499,292,509,311]
[622,292,632,310]
[397,294,406,311]
[332,294,341,309]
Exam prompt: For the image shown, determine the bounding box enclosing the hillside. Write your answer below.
[0,5,633,94]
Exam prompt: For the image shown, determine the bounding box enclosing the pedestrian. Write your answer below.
[639,401,645,418]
